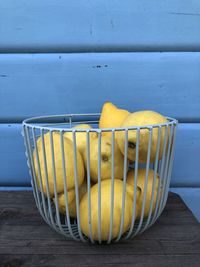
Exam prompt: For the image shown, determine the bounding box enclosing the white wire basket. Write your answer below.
[22,113,178,244]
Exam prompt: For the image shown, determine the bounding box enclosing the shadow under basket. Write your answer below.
[22,113,178,244]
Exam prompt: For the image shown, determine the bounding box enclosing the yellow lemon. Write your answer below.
[64,124,97,156]
[116,110,168,163]
[127,169,160,219]
[54,189,75,214]
[56,179,88,218]
[82,136,126,183]
[33,132,85,197]
[99,102,129,137]
[80,179,140,241]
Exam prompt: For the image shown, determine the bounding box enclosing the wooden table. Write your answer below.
[0,191,200,267]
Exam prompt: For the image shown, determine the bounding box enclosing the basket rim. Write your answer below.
[22,113,178,132]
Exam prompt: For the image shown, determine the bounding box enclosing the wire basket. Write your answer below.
[22,113,177,244]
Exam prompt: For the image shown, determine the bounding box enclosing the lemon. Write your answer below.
[64,124,97,156]
[80,179,140,241]
[82,136,126,183]
[127,169,160,218]
[56,179,88,218]
[54,189,75,214]
[116,110,168,163]
[33,132,85,197]
[99,102,129,137]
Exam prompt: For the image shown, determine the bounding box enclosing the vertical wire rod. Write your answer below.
[134,128,153,236]
[23,126,40,213]
[107,130,115,244]
[157,124,174,218]
[86,130,94,243]
[97,131,102,244]
[162,124,177,209]
[49,131,65,234]
[140,126,162,233]
[59,130,78,240]
[124,128,140,239]
[151,125,168,223]
[160,124,177,213]
[115,129,128,242]
[40,129,57,230]
[72,130,86,242]
[31,127,48,220]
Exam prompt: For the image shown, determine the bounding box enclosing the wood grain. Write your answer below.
[1,254,200,267]
[0,192,199,266]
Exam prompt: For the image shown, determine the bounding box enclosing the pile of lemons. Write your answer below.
[33,102,168,241]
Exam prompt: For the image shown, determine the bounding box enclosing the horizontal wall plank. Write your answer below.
[171,123,200,186]
[0,1,200,52]
[0,52,200,122]
[0,123,199,186]
[0,124,29,186]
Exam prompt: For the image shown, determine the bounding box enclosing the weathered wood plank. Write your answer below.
[1,123,200,186]
[0,238,200,255]
[1,254,200,267]
[0,192,199,266]
[0,0,200,53]
[1,223,199,241]
[0,192,199,239]
[0,190,195,226]
[0,53,200,122]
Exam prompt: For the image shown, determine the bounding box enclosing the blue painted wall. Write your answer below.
[0,0,200,187]
[1,53,200,122]
[0,0,200,52]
